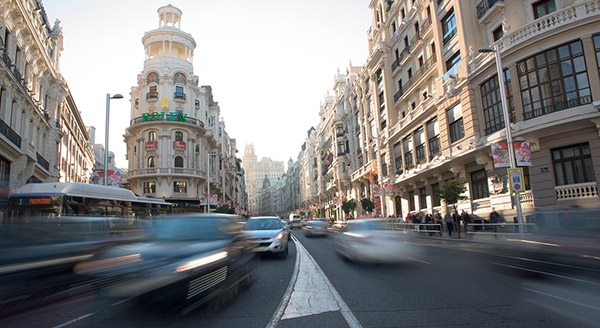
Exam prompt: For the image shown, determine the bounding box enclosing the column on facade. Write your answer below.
[581,35,600,101]
[507,63,523,122]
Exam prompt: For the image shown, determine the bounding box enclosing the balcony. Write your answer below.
[130,115,204,129]
[401,56,436,95]
[146,91,158,100]
[555,182,598,201]
[398,47,410,65]
[129,167,207,178]
[477,0,504,23]
[173,141,186,150]
[442,63,459,82]
[394,88,404,103]
[392,58,400,72]
[0,118,21,148]
[36,152,50,171]
[523,95,592,120]
[145,140,157,149]
[420,17,432,36]
[2,52,12,68]
[174,92,186,100]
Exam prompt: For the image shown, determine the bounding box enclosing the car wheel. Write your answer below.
[279,245,288,259]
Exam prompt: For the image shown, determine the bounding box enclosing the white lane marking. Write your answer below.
[523,288,600,311]
[407,257,432,265]
[51,313,95,328]
[111,297,134,307]
[267,235,362,328]
[0,254,93,274]
[496,255,600,272]
[266,235,301,328]
[489,262,600,286]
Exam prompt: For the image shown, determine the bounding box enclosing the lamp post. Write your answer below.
[104,93,123,186]
[479,45,524,232]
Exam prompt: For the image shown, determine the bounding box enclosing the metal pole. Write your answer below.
[376,136,386,218]
[104,94,110,186]
[494,45,524,233]
[206,152,210,213]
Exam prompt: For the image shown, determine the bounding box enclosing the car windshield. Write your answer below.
[244,219,281,230]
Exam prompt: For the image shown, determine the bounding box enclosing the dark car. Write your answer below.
[303,220,329,237]
[75,214,258,313]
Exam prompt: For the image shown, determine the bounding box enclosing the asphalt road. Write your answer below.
[2,229,598,328]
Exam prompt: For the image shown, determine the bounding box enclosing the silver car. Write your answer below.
[243,217,289,258]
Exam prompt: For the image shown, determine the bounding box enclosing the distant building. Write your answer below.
[243,144,284,216]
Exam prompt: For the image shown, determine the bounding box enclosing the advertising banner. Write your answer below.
[372,184,381,197]
[514,142,532,167]
[199,194,208,206]
[383,183,394,196]
[491,143,510,168]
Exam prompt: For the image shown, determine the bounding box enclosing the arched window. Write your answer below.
[148,131,156,141]
[174,156,183,167]
[175,131,183,141]
[147,72,159,83]
[174,73,186,84]
[148,156,156,168]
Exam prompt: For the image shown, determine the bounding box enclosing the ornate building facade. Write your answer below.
[124,5,245,212]
[242,143,284,216]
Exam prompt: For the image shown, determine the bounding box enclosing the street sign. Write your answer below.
[508,168,525,193]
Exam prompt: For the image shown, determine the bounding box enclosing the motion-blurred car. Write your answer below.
[289,214,303,229]
[304,220,328,237]
[74,214,258,313]
[243,217,289,258]
[0,216,143,318]
[335,219,421,264]
[282,221,291,240]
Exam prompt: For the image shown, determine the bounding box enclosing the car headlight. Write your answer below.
[176,251,228,272]
[275,232,284,240]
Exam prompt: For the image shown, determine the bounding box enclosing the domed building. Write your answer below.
[124,5,246,212]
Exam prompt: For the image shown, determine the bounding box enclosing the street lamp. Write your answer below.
[478,46,524,232]
[104,93,123,186]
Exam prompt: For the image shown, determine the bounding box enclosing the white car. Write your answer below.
[335,219,421,264]
[243,217,289,258]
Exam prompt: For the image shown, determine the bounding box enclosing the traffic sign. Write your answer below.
[508,168,525,193]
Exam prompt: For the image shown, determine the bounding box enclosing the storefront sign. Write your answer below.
[141,112,188,122]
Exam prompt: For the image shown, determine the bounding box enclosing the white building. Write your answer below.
[242,143,284,216]
[124,5,244,212]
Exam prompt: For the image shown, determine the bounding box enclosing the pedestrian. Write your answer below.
[444,211,453,236]
[461,210,470,233]
[489,207,504,223]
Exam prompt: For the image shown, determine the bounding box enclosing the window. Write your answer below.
[444,51,461,81]
[174,156,184,168]
[392,20,397,35]
[174,181,187,193]
[533,0,556,19]
[394,142,403,175]
[147,156,156,168]
[432,183,441,207]
[381,154,388,177]
[414,128,426,164]
[403,136,413,169]
[442,9,457,45]
[376,69,383,86]
[143,181,156,194]
[367,97,373,116]
[481,74,505,135]
[378,91,385,110]
[175,86,184,93]
[518,40,591,120]
[492,26,504,41]
[407,67,413,79]
[552,143,595,186]
[408,190,416,212]
[370,120,376,138]
[471,169,489,200]
[337,141,346,155]
[419,187,427,210]
[0,156,10,189]
[175,131,183,141]
[427,118,440,159]
[148,131,156,141]
[447,103,464,143]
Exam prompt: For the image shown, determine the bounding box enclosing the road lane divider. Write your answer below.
[51,313,95,328]
[267,235,362,328]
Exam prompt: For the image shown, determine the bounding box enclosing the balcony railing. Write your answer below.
[394,88,404,103]
[0,118,21,148]
[2,52,12,68]
[555,182,598,201]
[523,95,592,120]
[477,0,503,19]
[146,91,158,99]
[145,140,157,149]
[130,115,204,128]
[392,58,400,72]
[398,47,409,64]
[174,92,186,100]
[173,141,186,150]
[129,167,207,177]
[401,56,435,94]
[420,17,432,35]
[36,152,50,171]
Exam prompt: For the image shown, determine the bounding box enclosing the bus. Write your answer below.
[7,183,172,220]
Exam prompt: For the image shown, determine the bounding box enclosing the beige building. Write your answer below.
[242,144,284,216]
[0,0,93,208]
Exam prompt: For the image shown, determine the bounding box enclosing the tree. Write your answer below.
[438,179,467,238]
[438,179,467,211]
[361,198,375,215]
[341,199,357,218]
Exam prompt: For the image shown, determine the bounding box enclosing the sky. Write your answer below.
[43,0,372,169]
